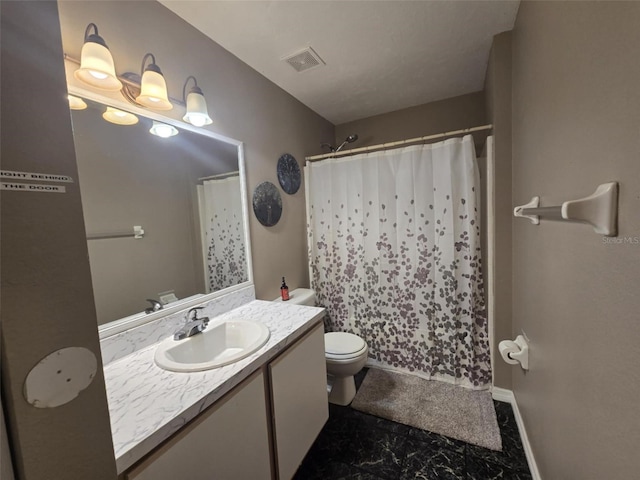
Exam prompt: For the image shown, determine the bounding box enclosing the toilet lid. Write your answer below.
[325,332,366,356]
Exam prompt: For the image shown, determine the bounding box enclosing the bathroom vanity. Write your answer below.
[62,72,327,479]
[104,299,327,480]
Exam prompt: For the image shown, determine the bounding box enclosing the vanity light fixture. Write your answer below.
[149,121,178,138]
[182,76,212,127]
[74,23,122,91]
[136,53,173,111]
[68,95,87,110]
[102,107,139,126]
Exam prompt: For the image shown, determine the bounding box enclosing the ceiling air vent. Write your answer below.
[282,47,325,73]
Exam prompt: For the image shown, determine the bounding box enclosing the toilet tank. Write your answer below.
[272,288,316,306]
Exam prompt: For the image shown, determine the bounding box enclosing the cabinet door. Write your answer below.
[126,369,272,480]
[269,323,328,480]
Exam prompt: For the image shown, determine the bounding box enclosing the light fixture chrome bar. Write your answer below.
[64,53,185,106]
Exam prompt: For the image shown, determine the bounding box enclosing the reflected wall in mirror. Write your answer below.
[70,98,249,326]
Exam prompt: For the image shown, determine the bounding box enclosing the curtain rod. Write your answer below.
[198,171,239,181]
[305,124,493,162]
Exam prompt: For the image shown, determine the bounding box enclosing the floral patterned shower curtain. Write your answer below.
[305,135,490,388]
[197,176,247,292]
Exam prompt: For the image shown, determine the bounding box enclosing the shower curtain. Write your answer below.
[305,135,490,388]
[197,176,247,292]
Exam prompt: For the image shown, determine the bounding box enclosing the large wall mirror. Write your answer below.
[68,95,252,335]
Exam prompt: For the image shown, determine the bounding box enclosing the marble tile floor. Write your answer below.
[294,369,532,480]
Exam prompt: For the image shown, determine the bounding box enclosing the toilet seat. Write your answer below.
[325,332,367,360]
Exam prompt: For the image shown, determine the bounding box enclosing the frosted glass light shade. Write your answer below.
[68,95,87,110]
[137,70,172,110]
[183,90,212,126]
[74,41,122,91]
[149,121,178,138]
[102,107,138,125]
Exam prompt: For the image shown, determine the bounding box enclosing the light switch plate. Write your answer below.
[159,290,178,305]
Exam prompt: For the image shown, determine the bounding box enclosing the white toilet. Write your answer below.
[324,331,368,405]
[274,288,369,406]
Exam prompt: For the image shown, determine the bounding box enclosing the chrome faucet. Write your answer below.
[145,299,164,314]
[173,307,209,341]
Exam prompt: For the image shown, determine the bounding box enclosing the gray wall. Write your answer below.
[0,2,117,478]
[2,1,333,478]
[484,32,513,390]
[335,91,486,148]
[511,2,640,478]
[58,1,335,301]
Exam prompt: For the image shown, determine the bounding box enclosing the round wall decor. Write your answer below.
[252,181,282,227]
[277,153,301,195]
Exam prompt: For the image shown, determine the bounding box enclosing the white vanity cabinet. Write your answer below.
[125,369,272,480]
[269,322,328,480]
[123,320,327,480]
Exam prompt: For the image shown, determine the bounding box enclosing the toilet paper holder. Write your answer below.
[499,335,529,370]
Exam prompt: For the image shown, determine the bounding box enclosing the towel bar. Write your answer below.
[514,182,618,236]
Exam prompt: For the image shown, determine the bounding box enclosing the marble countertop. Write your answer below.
[103,300,325,473]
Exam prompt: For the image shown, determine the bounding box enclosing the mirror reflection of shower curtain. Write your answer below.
[197,176,247,292]
[305,135,490,389]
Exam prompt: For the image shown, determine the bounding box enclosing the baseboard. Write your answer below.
[491,387,542,480]
[491,386,513,403]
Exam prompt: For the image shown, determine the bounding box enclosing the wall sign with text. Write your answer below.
[0,170,73,194]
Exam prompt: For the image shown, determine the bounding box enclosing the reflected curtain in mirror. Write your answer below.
[197,175,248,292]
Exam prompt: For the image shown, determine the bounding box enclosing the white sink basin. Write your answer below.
[154,320,270,372]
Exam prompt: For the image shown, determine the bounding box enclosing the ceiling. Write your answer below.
[159,1,520,125]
